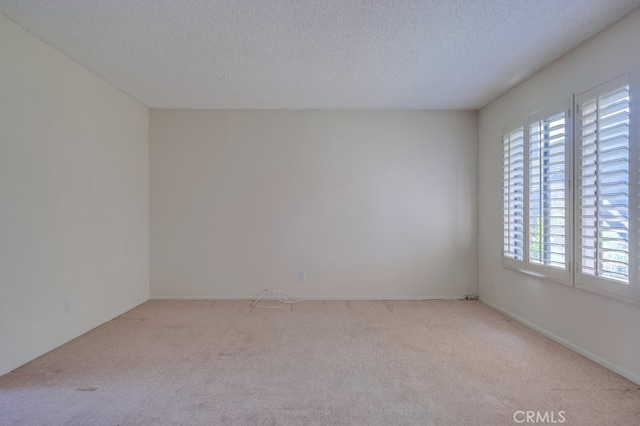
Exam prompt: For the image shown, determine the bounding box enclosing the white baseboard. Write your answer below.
[89,295,150,332]
[149,295,465,301]
[480,297,640,386]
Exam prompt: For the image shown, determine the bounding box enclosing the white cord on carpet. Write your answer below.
[250,289,309,308]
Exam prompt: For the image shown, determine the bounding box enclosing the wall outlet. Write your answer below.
[64,300,71,315]
[298,271,307,282]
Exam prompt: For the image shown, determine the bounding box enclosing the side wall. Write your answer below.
[0,16,150,375]
[478,9,640,384]
[150,110,477,299]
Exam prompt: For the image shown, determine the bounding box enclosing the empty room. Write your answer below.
[1,1,640,425]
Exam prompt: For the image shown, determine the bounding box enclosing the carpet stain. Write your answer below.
[113,317,147,322]
[75,386,98,391]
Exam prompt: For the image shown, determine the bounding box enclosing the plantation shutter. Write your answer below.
[503,127,525,264]
[528,111,568,270]
[500,69,640,302]
[576,75,638,299]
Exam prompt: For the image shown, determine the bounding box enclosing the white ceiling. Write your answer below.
[1,1,639,110]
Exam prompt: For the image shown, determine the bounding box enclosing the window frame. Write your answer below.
[574,73,640,302]
[501,68,640,304]
[502,100,573,285]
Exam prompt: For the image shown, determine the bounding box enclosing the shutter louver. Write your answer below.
[529,112,567,268]
[504,127,525,261]
[579,85,630,283]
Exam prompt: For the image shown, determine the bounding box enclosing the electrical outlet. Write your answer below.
[64,300,71,315]
[298,271,307,282]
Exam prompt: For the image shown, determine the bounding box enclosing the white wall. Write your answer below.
[478,9,640,384]
[0,16,149,375]
[151,110,477,300]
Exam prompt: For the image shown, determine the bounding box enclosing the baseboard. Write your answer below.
[480,297,640,386]
[88,295,150,335]
[0,296,149,377]
[150,295,466,301]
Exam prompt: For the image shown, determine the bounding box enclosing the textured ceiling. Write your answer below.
[1,1,640,110]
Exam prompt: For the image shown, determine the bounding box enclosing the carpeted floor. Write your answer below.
[1,300,639,425]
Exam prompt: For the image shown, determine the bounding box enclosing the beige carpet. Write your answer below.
[1,300,639,425]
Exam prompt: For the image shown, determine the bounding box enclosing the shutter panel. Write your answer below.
[529,112,567,269]
[578,84,630,285]
[503,127,525,262]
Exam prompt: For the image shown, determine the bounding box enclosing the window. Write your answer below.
[502,69,640,303]
[502,103,571,283]
[528,110,569,278]
[576,76,639,300]
[503,127,525,263]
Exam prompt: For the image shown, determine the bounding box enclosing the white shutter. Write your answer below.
[528,111,569,274]
[503,127,525,264]
[500,69,640,303]
[576,75,637,299]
